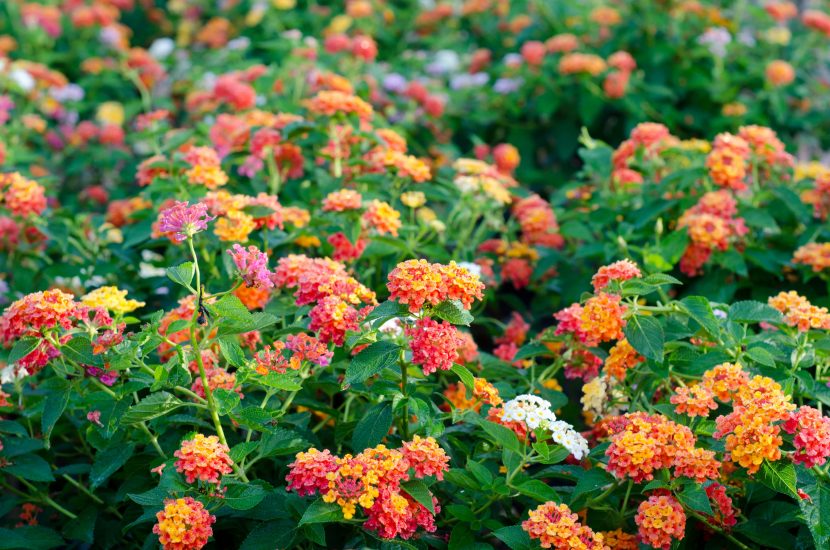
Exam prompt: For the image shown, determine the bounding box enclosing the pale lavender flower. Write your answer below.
[228,244,273,288]
[493,77,523,94]
[383,73,408,93]
[158,201,214,242]
[698,27,731,58]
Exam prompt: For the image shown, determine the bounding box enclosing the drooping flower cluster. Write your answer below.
[677,190,748,276]
[635,494,686,550]
[286,439,448,540]
[768,290,830,331]
[153,497,215,550]
[604,412,720,482]
[522,501,606,550]
[387,259,485,313]
[173,434,234,484]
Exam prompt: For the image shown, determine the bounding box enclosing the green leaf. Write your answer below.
[516,479,560,502]
[213,388,241,415]
[62,508,97,543]
[166,262,194,288]
[680,296,720,337]
[343,341,400,387]
[127,487,169,506]
[3,454,54,482]
[797,471,830,549]
[0,526,64,549]
[299,500,342,525]
[746,346,777,368]
[728,301,783,324]
[352,402,392,450]
[259,372,303,391]
[401,479,435,514]
[41,380,70,444]
[90,443,135,489]
[512,343,550,361]
[224,483,266,510]
[240,520,296,550]
[480,420,520,452]
[757,460,798,498]
[642,273,682,286]
[363,300,409,326]
[492,525,533,550]
[211,294,253,322]
[450,363,476,399]
[623,315,664,361]
[121,392,185,424]
[677,483,712,515]
[8,337,39,364]
[61,336,102,366]
[218,337,246,367]
[431,300,474,326]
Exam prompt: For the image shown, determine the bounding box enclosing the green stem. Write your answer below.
[187,237,249,483]
[400,354,410,440]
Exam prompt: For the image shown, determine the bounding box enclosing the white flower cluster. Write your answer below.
[548,420,590,460]
[501,394,591,460]
[500,394,558,430]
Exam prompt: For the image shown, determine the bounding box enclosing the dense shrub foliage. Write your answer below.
[0,1,829,549]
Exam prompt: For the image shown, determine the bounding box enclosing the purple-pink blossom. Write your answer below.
[158,201,214,242]
[228,244,273,288]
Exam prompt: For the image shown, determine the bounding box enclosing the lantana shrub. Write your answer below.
[0,2,829,550]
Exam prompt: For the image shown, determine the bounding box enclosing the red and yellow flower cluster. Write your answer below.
[153,497,216,550]
[286,436,448,540]
[387,259,485,313]
[522,501,606,550]
[173,433,234,484]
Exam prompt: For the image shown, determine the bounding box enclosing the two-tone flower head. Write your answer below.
[174,434,234,484]
[157,201,215,242]
[153,497,215,550]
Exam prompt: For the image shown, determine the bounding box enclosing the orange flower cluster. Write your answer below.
[183,146,228,189]
[592,259,642,293]
[713,374,795,473]
[738,125,791,166]
[387,259,485,313]
[635,495,686,550]
[286,439,447,539]
[678,190,748,276]
[580,292,627,344]
[0,289,88,372]
[406,318,463,375]
[322,189,362,211]
[443,377,502,412]
[174,434,234,484]
[362,199,401,236]
[512,194,564,248]
[0,172,47,217]
[522,501,606,550]
[792,242,830,272]
[306,90,374,120]
[153,497,215,550]
[603,338,644,380]
[366,148,432,182]
[191,367,242,400]
[604,412,720,482]
[558,53,607,75]
[768,290,830,331]
[706,133,750,191]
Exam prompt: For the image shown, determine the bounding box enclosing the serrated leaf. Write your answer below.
[218,337,246,367]
[516,479,560,502]
[681,296,720,337]
[512,343,550,361]
[3,454,54,482]
[90,443,135,489]
[166,262,194,288]
[121,392,184,424]
[757,460,798,499]
[728,301,783,324]
[746,346,777,368]
[401,479,435,514]
[493,525,533,550]
[299,500,342,525]
[343,341,400,387]
[363,300,409,326]
[352,402,392,450]
[431,300,474,326]
[623,315,664,361]
[8,337,39,364]
[677,483,713,515]
[224,483,267,510]
[41,380,70,445]
[213,388,241,415]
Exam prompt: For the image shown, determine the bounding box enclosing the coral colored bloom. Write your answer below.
[387,259,484,313]
[522,501,605,550]
[401,436,449,480]
[322,189,362,211]
[362,200,401,236]
[153,497,215,550]
[406,318,462,375]
[766,60,795,87]
[591,259,642,293]
[793,242,830,272]
[580,293,626,344]
[174,434,234,484]
[783,406,830,468]
[286,448,339,496]
[635,495,686,549]
[286,333,333,366]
